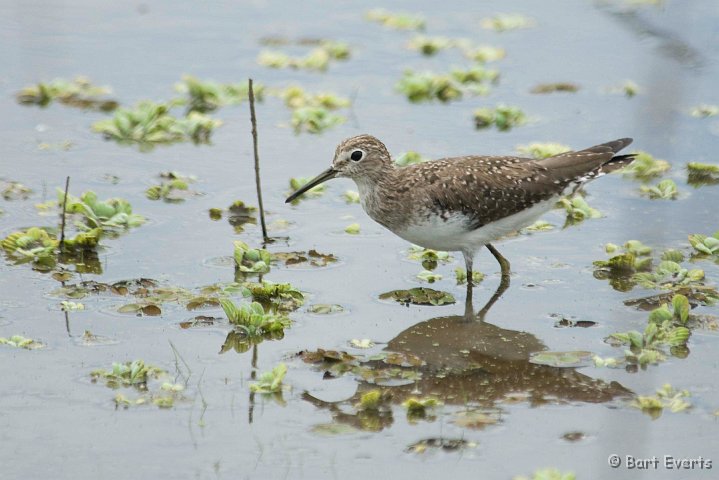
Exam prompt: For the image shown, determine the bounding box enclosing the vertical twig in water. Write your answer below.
[248,79,268,243]
[59,176,70,251]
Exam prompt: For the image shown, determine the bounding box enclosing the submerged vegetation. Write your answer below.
[145,172,198,203]
[687,162,719,187]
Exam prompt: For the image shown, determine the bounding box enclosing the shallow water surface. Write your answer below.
[1,1,718,479]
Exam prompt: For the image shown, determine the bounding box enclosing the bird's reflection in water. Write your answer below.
[302,278,632,432]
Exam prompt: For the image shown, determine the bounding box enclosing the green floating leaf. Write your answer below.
[528,351,593,368]
[621,151,670,180]
[0,335,44,350]
[92,100,221,149]
[530,83,580,94]
[630,384,691,419]
[308,304,345,314]
[250,363,288,393]
[480,13,535,32]
[90,360,166,389]
[233,241,271,273]
[16,76,118,111]
[517,142,571,159]
[174,75,263,113]
[640,179,679,200]
[395,151,430,167]
[366,9,425,30]
[379,287,455,306]
[689,104,719,118]
[474,105,526,131]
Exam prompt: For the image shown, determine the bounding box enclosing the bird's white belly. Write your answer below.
[393,198,557,252]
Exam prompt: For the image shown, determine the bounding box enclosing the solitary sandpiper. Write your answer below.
[286,135,635,290]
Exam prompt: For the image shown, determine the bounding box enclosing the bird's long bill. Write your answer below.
[285,167,338,203]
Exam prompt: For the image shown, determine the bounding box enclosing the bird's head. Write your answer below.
[285,134,392,203]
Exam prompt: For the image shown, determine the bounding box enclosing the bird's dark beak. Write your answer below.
[285,167,338,203]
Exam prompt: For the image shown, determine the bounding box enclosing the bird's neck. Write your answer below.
[353,167,397,226]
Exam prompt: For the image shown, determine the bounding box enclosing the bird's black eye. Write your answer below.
[350,150,363,161]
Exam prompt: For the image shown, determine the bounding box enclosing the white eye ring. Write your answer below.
[350,150,364,161]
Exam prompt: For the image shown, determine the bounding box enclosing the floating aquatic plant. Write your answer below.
[523,220,554,232]
[60,300,84,311]
[308,304,345,315]
[633,260,706,291]
[454,268,484,285]
[220,299,289,336]
[272,249,338,268]
[258,40,350,72]
[689,104,718,118]
[278,86,350,134]
[640,179,678,199]
[395,151,430,167]
[344,223,361,234]
[2,227,58,269]
[687,162,719,187]
[379,287,455,306]
[1,181,32,200]
[343,190,360,203]
[513,468,576,480]
[92,100,222,148]
[16,76,118,111]
[558,194,601,225]
[460,43,506,62]
[366,9,425,30]
[59,190,145,230]
[417,270,442,283]
[529,351,594,368]
[407,35,452,56]
[396,68,497,103]
[516,142,571,159]
[396,70,463,103]
[403,397,442,422]
[174,75,263,113]
[611,80,640,97]
[620,151,670,180]
[0,335,44,350]
[594,240,653,274]
[244,281,304,312]
[145,172,198,202]
[250,363,288,393]
[473,105,527,131]
[90,360,166,389]
[288,177,326,201]
[530,82,580,94]
[688,230,719,260]
[630,384,691,419]
[233,241,271,274]
[407,245,452,270]
[480,13,535,32]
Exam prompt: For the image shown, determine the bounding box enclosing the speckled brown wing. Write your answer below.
[404,138,634,229]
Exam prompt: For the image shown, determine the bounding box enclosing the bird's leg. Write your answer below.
[477,244,511,320]
[462,251,475,319]
[486,243,510,281]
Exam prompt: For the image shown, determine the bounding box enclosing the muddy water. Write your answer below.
[1,1,718,479]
